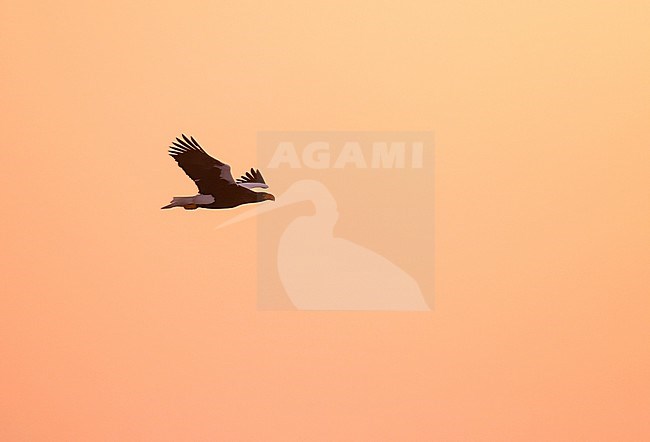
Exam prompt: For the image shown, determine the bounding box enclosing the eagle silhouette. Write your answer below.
[162,134,275,210]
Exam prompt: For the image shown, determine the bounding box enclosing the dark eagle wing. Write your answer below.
[235,168,269,189]
[168,134,235,195]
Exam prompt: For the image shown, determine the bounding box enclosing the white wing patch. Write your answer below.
[194,194,216,204]
[218,164,234,182]
[237,182,269,189]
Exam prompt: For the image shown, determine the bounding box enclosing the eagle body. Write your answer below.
[162,134,274,210]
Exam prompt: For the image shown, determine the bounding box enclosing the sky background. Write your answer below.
[2,1,649,440]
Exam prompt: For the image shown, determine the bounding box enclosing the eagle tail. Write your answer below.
[161,196,195,209]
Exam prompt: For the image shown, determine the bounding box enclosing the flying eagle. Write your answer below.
[162,134,275,210]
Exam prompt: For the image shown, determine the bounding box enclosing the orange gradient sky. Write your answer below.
[2,1,649,440]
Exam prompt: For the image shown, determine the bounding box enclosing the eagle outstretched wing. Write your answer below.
[236,168,269,189]
[168,134,235,195]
